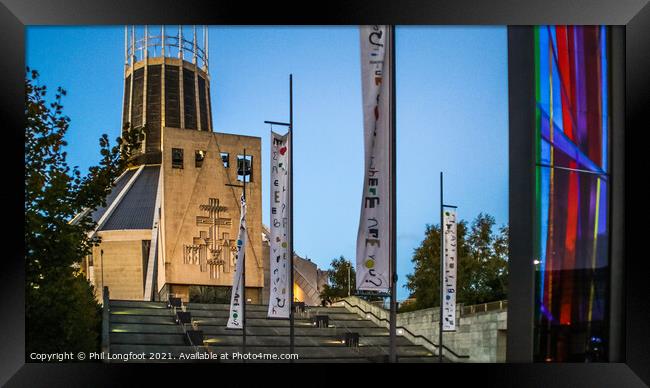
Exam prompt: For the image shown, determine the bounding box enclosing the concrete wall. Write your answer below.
[338,296,507,363]
[160,127,263,293]
[90,230,151,301]
[398,305,507,362]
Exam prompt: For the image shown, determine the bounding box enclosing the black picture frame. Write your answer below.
[2,0,649,386]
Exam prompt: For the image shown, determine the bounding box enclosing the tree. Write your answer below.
[25,68,141,357]
[319,256,355,301]
[402,213,508,312]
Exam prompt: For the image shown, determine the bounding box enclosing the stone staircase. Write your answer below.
[107,300,442,363]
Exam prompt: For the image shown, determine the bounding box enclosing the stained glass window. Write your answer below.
[534,25,609,362]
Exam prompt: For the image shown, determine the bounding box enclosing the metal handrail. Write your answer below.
[334,298,470,360]
[128,35,208,68]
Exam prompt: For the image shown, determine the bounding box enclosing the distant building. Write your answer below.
[261,225,329,306]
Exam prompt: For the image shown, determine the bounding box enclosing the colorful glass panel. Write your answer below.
[534,25,609,362]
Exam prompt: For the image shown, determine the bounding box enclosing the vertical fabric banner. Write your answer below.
[356,25,391,292]
[267,131,291,318]
[442,207,458,331]
[227,195,247,329]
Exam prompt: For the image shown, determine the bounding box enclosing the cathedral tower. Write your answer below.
[122,26,213,164]
[79,26,264,303]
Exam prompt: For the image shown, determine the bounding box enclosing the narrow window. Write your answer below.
[220,152,230,168]
[172,148,183,169]
[195,150,205,168]
[142,240,151,291]
[237,155,253,182]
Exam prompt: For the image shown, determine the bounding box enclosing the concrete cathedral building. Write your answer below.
[72,26,327,305]
[75,26,327,306]
[261,225,329,307]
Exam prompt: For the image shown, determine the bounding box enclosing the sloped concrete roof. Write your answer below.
[90,168,137,225]
[75,165,160,232]
[100,165,160,231]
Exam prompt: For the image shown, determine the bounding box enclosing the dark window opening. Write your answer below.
[195,150,205,168]
[164,66,180,128]
[221,152,230,168]
[172,148,184,169]
[237,155,253,182]
[183,70,196,129]
[142,240,151,293]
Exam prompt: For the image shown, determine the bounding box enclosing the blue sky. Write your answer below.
[26,26,508,300]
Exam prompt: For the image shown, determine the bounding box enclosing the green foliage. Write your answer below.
[404,213,509,311]
[26,267,102,355]
[24,68,141,358]
[319,256,355,301]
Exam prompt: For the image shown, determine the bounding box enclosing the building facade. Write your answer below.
[76,26,329,306]
[77,26,264,303]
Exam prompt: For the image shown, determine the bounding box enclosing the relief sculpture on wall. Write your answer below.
[183,197,238,279]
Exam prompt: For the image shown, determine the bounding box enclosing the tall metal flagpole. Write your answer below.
[388,25,398,364]
[227,150,248,357]
[289,74,295,357]
[263,75,294,359]
[439,171,444,363]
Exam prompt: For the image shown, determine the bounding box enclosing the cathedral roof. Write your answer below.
[102,165,160,230]
[89,168,138,225]
[75,165,160,233]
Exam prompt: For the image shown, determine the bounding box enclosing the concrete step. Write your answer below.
[105,300,439,363]
[111,323,184,334]
[398,356,451,363]
[109,301,270,312]
[109,308,175,317]
[110,323,389,337]
[186,317,380,328]
[110,315,176,325]
[111,333,187,346]
[109,300,351,314]
[109,300,168,309]
[109,314,378,329]
[304,307,352,314]
[109,308,357,321]
[204,335,416,347]
[110,332,416,347]
[188,303,351,314]
[197,326,389,337]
